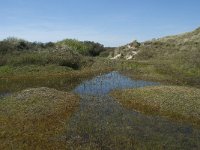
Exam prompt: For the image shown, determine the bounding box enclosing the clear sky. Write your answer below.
[0,0,200,46]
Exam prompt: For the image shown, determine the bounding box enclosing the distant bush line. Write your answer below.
[0,37,105,69]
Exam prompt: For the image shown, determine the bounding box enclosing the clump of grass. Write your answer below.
[111,86,200,127]
[0,87,79,149]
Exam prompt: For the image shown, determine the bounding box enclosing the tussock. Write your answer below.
[0,87,79,149]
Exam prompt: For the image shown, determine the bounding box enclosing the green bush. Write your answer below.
[46,52,82,70]
[83,41,105,56]
[56,39,105,56]
[56,39,89,54]
[8,53,47,66]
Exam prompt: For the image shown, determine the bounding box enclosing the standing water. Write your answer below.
[65,71,200,149]
[74,71,158,95]
[0,92,10,99]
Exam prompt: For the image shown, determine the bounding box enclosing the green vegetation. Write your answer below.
[0,37,105,71]
[136,27,200,61]
[56,39,105,56]
[0,44,89,70]
[0,65,72,77]
[0,37,47,55]
[0,37,112,94]
[111,86,200,127]
[104,27,200,87]
[0,87,79,149]
[90,58,198,88]
[0,37,105,56]
[0,27,200,149]
[134,28,200,86]
[0,67,112,94]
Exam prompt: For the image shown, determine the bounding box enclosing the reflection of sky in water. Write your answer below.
[68,72,200,148]
[0,92,10,99]
[74,71,159,95]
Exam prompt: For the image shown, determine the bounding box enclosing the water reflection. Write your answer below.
[0,92,10,99]
[64,71,200,149]
[74,71,159,95]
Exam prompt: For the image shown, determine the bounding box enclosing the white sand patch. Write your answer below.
[110,53,122,60]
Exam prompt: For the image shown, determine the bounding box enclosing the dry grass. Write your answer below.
[111,86,200,127]
[0,87,79,149]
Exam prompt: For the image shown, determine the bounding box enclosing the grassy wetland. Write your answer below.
[111,86,200,127]
[0,87,79,149]
[0,28,200,149]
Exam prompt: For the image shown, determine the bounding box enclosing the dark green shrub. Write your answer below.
[83,41,105,56]
[0,56,7,66]
[45,50,83,70]
[16,41,30,50]
[0,41,14,54]
[45,42,55,48]
[58,58,80,69]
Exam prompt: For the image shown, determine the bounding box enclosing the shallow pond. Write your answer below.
[0,92,10,99]
[65,71,200,149]
[74,71,159,95]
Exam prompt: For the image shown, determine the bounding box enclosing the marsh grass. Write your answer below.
[0,87,79,149]
[98,28,200,87]
[92,58,200,88]
[133,29,200,87]
[0,66,112,94]
[111,86,200,127]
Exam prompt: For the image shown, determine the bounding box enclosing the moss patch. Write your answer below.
[111,86,200,127]
[0,87,79,149]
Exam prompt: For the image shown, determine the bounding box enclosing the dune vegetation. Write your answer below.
[102,27,200,87]
[111,86,200,127]
[0,37,113,94]
[109,28,200,131]
[0,87,79,149]
[0,27,199,149]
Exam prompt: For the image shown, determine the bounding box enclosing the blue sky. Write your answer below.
[0,0,200,46]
